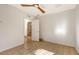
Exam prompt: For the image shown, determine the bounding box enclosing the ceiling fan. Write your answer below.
[21,4,45,13]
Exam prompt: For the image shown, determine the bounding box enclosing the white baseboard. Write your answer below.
[0,42,24,52]
[43,39,75,47]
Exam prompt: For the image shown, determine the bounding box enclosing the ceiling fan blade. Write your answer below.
[21,4,34,7]
[21,4,45,13]
[37,6,45,13]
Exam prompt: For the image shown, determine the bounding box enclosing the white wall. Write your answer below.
[75,5,79,53]
[39,9,76,47]
[0,5,26,52]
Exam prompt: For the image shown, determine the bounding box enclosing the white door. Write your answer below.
[32,20,39,41]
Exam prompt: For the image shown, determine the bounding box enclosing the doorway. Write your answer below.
[24,19,33,49]
[27,22,32,41]
[24,18,32,39]
[24,19,40,49]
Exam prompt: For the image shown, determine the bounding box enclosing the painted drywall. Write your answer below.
[0,5,26,52]
[75,5,79,53]
[39,9,76,47]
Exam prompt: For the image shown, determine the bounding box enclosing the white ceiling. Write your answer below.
[10,4,76,16]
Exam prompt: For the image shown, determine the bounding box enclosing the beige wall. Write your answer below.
[39,9,76,47]
[75,5,79,53]
[0,5,26,52]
